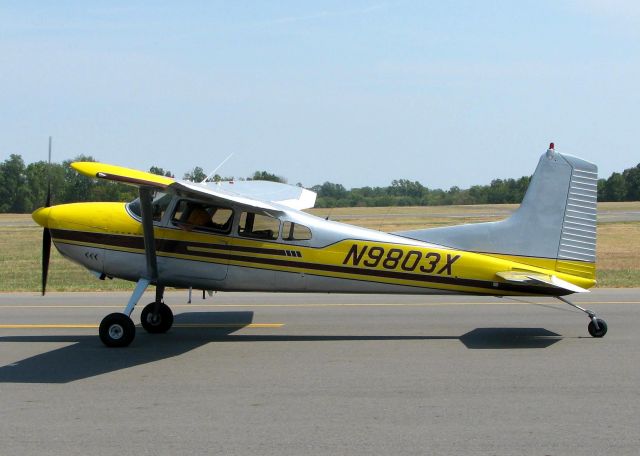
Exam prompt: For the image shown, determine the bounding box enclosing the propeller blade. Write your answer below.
[42,136,53,295]
[42,227,51,296]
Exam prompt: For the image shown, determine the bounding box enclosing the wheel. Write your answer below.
[99,313,135,347]
[140,302,174,334]
[588,318,607,338]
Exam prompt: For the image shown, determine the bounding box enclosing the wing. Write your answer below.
[171,180,281,211]
[71,161,316,211]
[214,180,316,210]
[496,271,589,293]
[71,162,174,188]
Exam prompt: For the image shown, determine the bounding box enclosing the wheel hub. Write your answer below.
[108,324,124,340]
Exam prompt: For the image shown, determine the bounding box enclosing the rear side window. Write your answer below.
[282,221,312,241]
[238,212,280,240]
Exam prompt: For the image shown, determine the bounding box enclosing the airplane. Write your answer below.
[31,143,606,347]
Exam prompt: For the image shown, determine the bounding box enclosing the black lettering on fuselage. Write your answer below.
[401,250,422,271]
[420,252,441,273]
[342,244,368,265]
[437,254,461,275]
[363,247,385,267]
[342,244,460,276]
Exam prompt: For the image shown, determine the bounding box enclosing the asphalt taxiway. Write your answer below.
[1,290,639,455]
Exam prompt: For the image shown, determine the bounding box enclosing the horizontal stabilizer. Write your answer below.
[496,271,589,293]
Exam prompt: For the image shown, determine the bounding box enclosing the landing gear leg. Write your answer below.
[557,296,607,338]
[99,278,150,347]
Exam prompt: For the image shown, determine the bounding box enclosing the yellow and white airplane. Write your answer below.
[31,143,606,347]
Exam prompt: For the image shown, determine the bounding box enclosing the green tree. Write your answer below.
[183,166,207,182]
[0,154,29,212]
[25,161,65,211]
[314,182,348,199]
[149,166,173,177]
[390,179,425,198]
[62,155,97,203]
[623,164,640,201]
[250,170,287,183]
[602,172,626,201]
[597,178,607,201]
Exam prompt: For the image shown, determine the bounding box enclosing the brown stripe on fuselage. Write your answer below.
[50,229,295,257]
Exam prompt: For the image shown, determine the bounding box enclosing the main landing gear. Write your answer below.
[99,313,136,348]
[98,280,174,347]
[557,296,607,338]
[99,185,175,347]
[140,302,174,334]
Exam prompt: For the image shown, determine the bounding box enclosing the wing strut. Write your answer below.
[139,187,159,282]
[119,186,160,317]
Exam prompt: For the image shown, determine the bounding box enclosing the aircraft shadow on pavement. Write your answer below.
[0,311,563,383]
[0,311,254,384]
[458,328,563,349]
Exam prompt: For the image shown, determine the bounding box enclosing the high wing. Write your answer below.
[71,162,174,188]
[213,180,317,210]
[71,162,316,211]
[171,180,281,211]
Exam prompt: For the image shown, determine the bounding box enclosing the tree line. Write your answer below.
[0,153,638,213]
[0,154,289,213]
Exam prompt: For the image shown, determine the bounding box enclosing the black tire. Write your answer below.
[140,302,174,334]
[99,313,135,347]
[588,318,607,338]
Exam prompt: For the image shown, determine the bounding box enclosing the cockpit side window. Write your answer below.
[171,200,234,233]
[126,191,172,223]
[152,193,173,222]
[282,221,312,241]
[238,211,280,240]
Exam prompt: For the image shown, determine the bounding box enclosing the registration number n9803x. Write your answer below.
[341,244,460,275]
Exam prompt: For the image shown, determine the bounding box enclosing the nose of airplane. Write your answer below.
[32,207,53,228]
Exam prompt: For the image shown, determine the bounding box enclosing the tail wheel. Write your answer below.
[588,318,607,338]
[140,302,174,334]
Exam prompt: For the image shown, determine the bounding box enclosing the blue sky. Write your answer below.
[1,1,638,189]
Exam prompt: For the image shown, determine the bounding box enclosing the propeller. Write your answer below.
[41,136,52,296]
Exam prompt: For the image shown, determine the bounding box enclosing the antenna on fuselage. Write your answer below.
[201,152,234,184]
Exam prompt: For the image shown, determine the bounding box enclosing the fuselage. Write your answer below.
[32,195,596,296]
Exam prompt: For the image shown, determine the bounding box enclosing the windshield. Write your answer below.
[127,192,173,222]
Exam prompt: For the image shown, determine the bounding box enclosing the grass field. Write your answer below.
[1,202,639,291]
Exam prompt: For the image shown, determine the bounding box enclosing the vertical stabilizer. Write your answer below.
[394,145,597,278]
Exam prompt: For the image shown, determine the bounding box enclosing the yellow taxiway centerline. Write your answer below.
[0,323,284,329]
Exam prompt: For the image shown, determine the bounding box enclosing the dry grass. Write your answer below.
[0,219,133,292]
[1,203,638,291]
[594,223,640,287]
